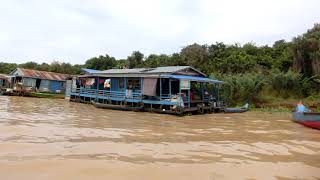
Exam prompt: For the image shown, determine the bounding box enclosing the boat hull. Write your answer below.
[224,108,248,113]
[292,112,320,130]
[93,102,143,112]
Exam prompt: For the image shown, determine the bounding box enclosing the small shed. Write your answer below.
[0,74,12,89]
[10,68,70,93]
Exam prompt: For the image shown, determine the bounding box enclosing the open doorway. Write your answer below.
[36,79,41,90]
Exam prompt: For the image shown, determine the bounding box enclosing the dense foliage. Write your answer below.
[1,24,319,105]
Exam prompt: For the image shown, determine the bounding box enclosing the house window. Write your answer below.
[127,78,140,90]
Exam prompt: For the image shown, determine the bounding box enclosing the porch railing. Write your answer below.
[71,88,142,100]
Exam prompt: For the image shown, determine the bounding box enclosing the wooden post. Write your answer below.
[140,77,143,99]
[13,77,16,89]
[217,84,220,102]
[179,79,182,107]
[188,89,190,108]
[201,82,204,101]
[160,78,162,100]
[169,78,171,97]
[124,77,127,99]
[109,77,111,95]
[96,76,99,101]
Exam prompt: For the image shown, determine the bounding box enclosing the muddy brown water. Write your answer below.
[0,96,319,180]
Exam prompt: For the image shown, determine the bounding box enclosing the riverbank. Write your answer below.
[250,95,320,112]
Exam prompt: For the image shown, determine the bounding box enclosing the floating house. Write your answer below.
[0,74,12,90]
[69,66,224,115]
[9,68,69,94]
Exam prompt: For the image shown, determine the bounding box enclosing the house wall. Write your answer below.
[0,79,4,87]
[111,78,119,91]
[50,80,65,93]
[12,77,67,93]
[65,80,72,98]
[23,78,36,87]
[39,80,50,92]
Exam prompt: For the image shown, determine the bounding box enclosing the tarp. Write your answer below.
[143,78,158,96]
[160,75,223,84]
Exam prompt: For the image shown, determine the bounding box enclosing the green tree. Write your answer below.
[272,40,293,71]
[19,61,39,69]
[180,43,209,69]
[0,62,18,74]
[143,54,171,67]
[292,23,320,76]
[85,54,116,70]
[114,59,129,69]
[128,51,144,68]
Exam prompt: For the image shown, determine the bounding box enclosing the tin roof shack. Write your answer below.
[70,66,224,115]
[10,68,69,94]
[0,74,13,92]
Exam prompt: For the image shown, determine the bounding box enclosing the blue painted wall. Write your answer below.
[111,78,119,91]
[50,80,65,93]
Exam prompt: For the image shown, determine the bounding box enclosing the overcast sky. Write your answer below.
[0,0,319,64]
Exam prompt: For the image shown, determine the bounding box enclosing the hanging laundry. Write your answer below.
[104,79,111,88]
[99,79,105,84]
[85,78,95,86]
[142,78,157,96]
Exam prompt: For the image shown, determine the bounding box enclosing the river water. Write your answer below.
[0,96,319,180]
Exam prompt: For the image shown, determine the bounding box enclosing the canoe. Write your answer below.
[292,112,320,130]
[224,103,249,113]
[25,92,65,99]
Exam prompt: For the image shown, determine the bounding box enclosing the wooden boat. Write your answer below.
[143,107,184,115]
[93,102,143,112]
[224,103,248,113]
[25,92,65,99]
[292,111,320,130]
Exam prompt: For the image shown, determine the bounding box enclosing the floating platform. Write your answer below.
[68,66,225,115]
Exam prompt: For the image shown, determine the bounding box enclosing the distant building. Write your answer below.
[10,68,70,93]
[0,73,12,89]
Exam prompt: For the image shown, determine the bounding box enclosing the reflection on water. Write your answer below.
[0,96,319,179]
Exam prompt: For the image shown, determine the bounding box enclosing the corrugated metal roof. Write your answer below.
[160,74,224,84]
[146,66,190,73]
[15,68,69,81]
[97,66,199,75]
[0,73,11,79]
[99,68,146,74]
[81,68,103,74]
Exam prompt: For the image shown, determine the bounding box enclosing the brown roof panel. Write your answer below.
[18,68,69,81]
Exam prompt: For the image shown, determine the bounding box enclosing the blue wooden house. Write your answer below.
[10,68,69,94]
[70,66,224,115]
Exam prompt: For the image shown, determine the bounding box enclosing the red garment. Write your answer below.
[99,79,105,84]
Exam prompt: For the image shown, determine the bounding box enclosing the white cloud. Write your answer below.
[0,0,319,64]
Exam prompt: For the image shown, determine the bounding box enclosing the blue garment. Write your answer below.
[296,104,306,112]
